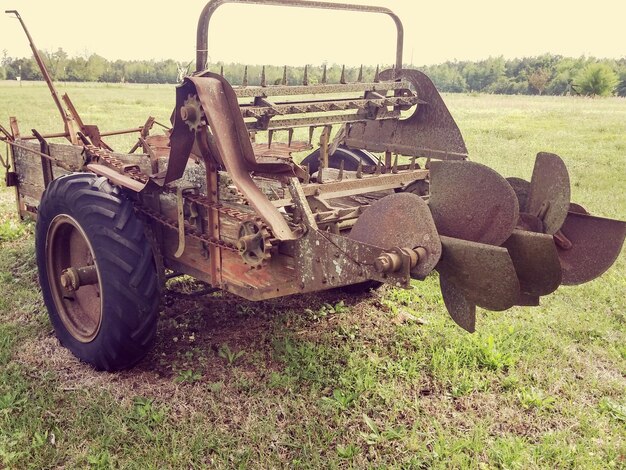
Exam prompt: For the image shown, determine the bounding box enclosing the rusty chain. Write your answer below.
[84,145,275,253]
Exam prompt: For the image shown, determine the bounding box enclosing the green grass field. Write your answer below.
[1,81,625,468]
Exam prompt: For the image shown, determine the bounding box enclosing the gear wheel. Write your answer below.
[236,217,273,268]
[180,94,203,132]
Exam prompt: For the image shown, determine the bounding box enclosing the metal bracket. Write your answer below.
[174,185,200,258]
[32,129,54,188]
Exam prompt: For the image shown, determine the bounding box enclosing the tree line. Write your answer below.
[1,49,625,97]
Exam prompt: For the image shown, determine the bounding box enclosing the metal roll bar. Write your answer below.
[196,0,404,73]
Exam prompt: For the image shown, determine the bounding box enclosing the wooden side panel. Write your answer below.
[12,141,151,216]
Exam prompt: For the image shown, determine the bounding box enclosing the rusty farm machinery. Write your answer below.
[1,1,625,371]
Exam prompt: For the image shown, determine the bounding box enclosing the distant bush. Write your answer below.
[617,71,626,97]
[1,50,624,97]
[575,63,618,97]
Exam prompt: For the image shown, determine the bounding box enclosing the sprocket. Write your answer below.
[236,217,273,268]
[180,94,203,132]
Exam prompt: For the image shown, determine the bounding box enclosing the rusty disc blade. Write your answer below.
[439,274,476,333]
[429,161,519,246]
[557,211,626,285]
[569,202,588,215]
[526,152,571,235]
[502,230,562,297]
[349,192,441,279]
[438,236,521,311]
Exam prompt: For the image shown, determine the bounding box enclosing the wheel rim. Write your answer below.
[46,214,103,343]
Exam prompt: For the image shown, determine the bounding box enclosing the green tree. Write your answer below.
[575,63,618,96]
[44,48,68,80]
[528,68,550,95]
[425,63,468,92]
[463,57,505,92]
[616,69,626,97]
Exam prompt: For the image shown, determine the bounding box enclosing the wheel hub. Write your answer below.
[46,214,103,343]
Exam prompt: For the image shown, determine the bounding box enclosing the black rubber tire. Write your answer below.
[35,173,160,371]
[300,145,378,174]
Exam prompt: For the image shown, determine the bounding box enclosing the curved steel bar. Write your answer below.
[196,0,404,73]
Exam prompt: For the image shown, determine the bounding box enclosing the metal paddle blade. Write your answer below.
[349,192,441,279]
[438,236,521,311]
[557,211,626,285]
[502,230,562,297]
[439,274,476,333]
[506,177,531,212]
[429,161,519,246]
[527,152,571,235]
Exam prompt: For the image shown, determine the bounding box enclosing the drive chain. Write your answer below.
[85,145,277,252]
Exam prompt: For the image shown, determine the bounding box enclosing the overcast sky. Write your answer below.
[1,0,624,67]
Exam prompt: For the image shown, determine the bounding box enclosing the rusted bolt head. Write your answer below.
[180,105,198,123]
[375,255,392,273]
[376,251,405,273]
[60,268,79,292]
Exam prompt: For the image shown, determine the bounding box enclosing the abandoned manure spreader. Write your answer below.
[2,1,625,371]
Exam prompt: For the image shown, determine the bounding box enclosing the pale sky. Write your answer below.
[1,0,624,67]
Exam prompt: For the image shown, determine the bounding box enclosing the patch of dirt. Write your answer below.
[12,285,383,410]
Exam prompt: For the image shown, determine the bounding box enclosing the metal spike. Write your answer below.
[242,66,248,87]
[261,66,266,87]
[308,126,315,145]
[338,159,345,181]
[268,129,274,149]
[282,66,287,85]
[357,65,363,83]
[303,65,309,86]
[304,163,310,184]
[392,154,399,174]
[322,64,327,84]
[220,65,224,77]
[340,65,346,84]
[410,156,416,170]
[374,65,380,83]
[288,128,294,147]
[356,158,363,179]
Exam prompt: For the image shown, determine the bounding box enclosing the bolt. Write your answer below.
[60,273,71,289]
[180,105,198,123]
[375,256,392,273]
[59,268,79,292]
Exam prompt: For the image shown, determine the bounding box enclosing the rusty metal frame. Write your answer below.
[195,0,404,73]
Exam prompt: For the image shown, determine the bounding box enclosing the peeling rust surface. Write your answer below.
[438,236,520,312]
[429,161,519,246]
[439,275,476,333]
[294,229,410,290]
[348,192,441,279]
[344,69,468,160]
[557,212,626,285]
[503,230,562,297]
[526,152,570,235]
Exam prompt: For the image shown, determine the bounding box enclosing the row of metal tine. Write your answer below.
[219,64,387,87]
[313,154,420,184]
